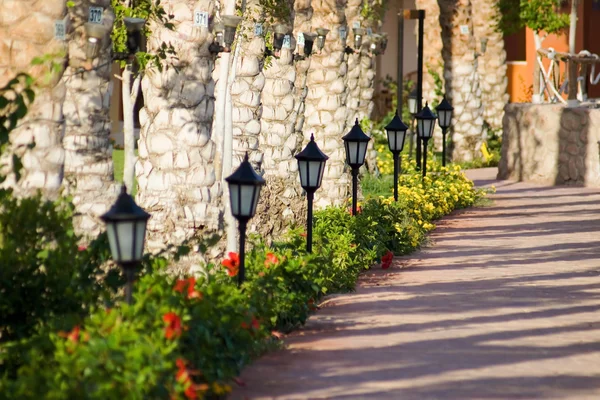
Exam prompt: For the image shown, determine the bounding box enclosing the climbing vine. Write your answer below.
[360,0,388,26]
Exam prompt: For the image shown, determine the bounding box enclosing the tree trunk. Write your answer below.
[569,0,579,54]
[439,0,484,162]
[122,65,139,193]
[253,2,307,241]
[62,0,117,236]
[137,0,221,254]
[472,0,509,132]
[0,0,67,196]
[305,0,350,208]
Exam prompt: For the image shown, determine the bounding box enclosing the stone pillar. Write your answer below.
[229,3,265,170]
[0,0,67,196]
[472,0,508,132]
[137,0,221,250]
[439,0,484,162]
[304,0,350,208]
[254,9,307,240]
[62,1,117,236]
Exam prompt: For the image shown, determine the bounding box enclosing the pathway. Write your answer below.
[231,168,600,399]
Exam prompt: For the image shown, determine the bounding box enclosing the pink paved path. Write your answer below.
[231,168,600,399]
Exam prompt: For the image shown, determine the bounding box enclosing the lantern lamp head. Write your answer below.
[353,27,366,49]
[415,102,437,139]
[342,118,372,168]
[384,109,409,153]
[225,153,265,221]
[123,17,146,54]
[435,95,454,129]
[316,28,330,50]
[222,15,242,48]
[295,134,329,192]
[100,185,151,265]
[407,88,418,116]
[302,32,317,56]
[273,24,290,50]
[84,22,110,60]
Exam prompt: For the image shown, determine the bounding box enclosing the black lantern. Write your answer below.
[302,32,316,56]
[84,22,109,60]
[209,22,226,54]
[123,17,145,54]
[295,134,329,253]
[225,153,265,285]
[273,24,289,51]
[353,27,366,49]
[316,28,330,51]
[101,185,151,304]
[385,110,409,201]
[435,95,454,166]
[408,88,418,116]
[222,15,242,48]
[342,119,371,216]
[415,102,437,177]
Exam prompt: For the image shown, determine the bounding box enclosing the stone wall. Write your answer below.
[499,104,600,186]
[62,1,117,235]
[0,0,68,196]
[137,0,221,251]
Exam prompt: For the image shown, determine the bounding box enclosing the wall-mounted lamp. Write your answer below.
[353,27,366,50]
[294,32,316,61]
[84,22,110,60]
[273,24,290,51]
[209,15,242,55]
[380,33,388,54]
[124,17,146,54]
[475,37,488,58]
[369,34,381,55]
[316,28,330,51]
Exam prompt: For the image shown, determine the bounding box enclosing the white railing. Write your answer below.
[534,48,600,106]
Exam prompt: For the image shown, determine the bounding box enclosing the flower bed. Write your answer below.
[0,166,486,399]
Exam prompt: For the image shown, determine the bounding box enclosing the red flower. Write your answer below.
[221,252,240,277]
[299,232,307,238]
[381,250,394,269]
[264,252,279,268]
[308,298,318,311]
[163,312,182,339]
[174,277,202,299]
[241,316,260,332]
[77,245,87,252]
[67,325,80,343]
[175,358,198,400]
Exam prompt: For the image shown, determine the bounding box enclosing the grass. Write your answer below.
[361,174,394,199]
[113,149,138,196]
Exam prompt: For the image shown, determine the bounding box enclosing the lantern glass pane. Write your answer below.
[116,221,135,262]
[241,184,257,217]
[439,110,452,128]
[388,130,406,152]
[408,98,417,115]
[298,160,309,187]
[134,220,147,261]
[425,119,435,138]
[345,141,359,165]
[106,223,120,262]
[358,141,368,165]
[249,185,262,217]
[229,183,241,216]
[308,160,324,188]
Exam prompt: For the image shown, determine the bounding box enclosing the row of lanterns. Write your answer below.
[102,96,453,300]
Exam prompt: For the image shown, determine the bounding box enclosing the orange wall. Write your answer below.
[505,0,595,103]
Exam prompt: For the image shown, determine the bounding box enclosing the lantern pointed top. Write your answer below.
[342,118,371,143]
[416,102,437,120]
[101,185,150,222]
[225,152,265,185]
[384,109,409,132]
[435,95,454,112]
[295,134,329,161]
